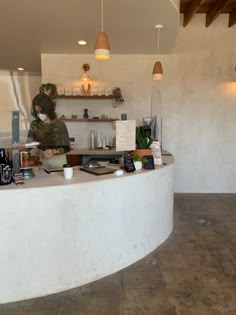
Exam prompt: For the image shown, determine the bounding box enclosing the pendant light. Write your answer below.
[95,0,110,60]
[152,25,163,80]
[81,64,90,95]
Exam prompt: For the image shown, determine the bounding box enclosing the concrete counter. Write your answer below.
[0,155,174,303]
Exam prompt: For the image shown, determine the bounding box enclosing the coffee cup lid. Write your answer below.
[63,164,72,168]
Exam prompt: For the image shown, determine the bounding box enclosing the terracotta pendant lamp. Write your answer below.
[95,0,110,60]
[152,25,163,80]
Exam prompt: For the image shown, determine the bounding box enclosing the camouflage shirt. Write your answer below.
[27,118,70,154]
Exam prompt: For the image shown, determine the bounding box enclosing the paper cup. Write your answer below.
[63,164,73,179]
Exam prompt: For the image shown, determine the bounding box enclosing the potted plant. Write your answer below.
[132,126,153,161]
[132,153,143,170]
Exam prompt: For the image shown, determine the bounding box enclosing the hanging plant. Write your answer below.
[39,83,57,98]
[112,87,124,107]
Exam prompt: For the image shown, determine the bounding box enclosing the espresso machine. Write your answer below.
[143,116,157,140]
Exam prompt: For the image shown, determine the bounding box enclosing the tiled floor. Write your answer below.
[1,193,236,315]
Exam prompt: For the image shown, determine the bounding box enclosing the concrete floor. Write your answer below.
[0,193,236,315]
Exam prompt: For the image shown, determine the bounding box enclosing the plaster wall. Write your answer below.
[43,15,236,192]
[167,15,236,193]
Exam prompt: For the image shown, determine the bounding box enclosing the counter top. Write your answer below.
[67,148,172,156]
[67,148,123,155]
[0,155,174,191]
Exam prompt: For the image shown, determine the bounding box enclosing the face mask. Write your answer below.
[37,113,47,121]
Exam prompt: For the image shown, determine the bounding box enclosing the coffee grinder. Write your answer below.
[143,116,157,139]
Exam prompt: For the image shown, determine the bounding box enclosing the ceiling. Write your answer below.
[0,0,179,73]
[0,0,235,74]
[181,0,236,27]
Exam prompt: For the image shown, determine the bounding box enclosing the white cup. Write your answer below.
[63,164,73,179]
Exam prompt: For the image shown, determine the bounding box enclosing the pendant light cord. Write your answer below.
[155,25,163,54]
[101,0,104,31]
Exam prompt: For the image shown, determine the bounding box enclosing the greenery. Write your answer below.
[39,83,57,97]
[132,154,143,162]
[136,126,153,149]
[112,87,124,104]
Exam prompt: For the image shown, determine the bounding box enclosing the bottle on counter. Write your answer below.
[96,131,102,148]
[0,148,13,185]
[90,130,95,149]
[150,140,162,166]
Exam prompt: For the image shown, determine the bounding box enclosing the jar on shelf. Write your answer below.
[83,109,89,119]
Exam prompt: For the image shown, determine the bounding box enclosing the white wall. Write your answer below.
[0,70,41,146]
[166,15,236,193]
[42,15,236,193]
[41,54,160,149]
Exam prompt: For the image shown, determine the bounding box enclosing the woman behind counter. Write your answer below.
[27,93,70,170]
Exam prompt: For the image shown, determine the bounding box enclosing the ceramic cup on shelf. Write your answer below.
[63,164,73,179]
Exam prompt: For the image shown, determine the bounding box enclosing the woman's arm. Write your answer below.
[42,120,70,157]
[42,146,69,158]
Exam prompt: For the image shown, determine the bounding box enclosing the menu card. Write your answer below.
[115,120,136,151]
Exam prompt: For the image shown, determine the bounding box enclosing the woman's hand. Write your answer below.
[43,149,57,158]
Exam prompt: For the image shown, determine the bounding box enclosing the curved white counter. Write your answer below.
[0,155,174,303]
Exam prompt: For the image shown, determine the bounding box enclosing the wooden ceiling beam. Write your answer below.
[228,9,236,27]
[206,0,231,27]
[183,0,207,27]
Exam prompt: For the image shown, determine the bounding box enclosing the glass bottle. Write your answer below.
[90,130,95,150]
[0,148,13,185]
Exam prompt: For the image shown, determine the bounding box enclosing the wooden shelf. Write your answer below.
[60,118,118,122]
[56,96,117,123]
[54,95,113,100]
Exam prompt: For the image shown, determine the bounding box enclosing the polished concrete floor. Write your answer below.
[1,193,236,315]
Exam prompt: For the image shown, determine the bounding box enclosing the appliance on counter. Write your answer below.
[143,116,157,139]
[69,137,75,149]
[80,154,123,166]
[19,149,41,179]
[80,164,116,175]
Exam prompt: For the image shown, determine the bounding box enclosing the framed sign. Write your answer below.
[124,155,135,172]
[143,155,155,170]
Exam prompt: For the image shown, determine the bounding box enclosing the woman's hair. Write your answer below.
[31,93,57,120]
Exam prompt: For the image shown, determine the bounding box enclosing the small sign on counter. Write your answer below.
[143,155,155,170]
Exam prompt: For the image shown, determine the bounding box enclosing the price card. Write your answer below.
[124,155,135,172]
[143,155,155,170]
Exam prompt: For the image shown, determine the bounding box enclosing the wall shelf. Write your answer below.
[60,118,118,123]
[54,95,113,100]
[56,96,117,123]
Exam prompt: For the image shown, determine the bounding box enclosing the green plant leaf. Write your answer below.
[135,126,153,149]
